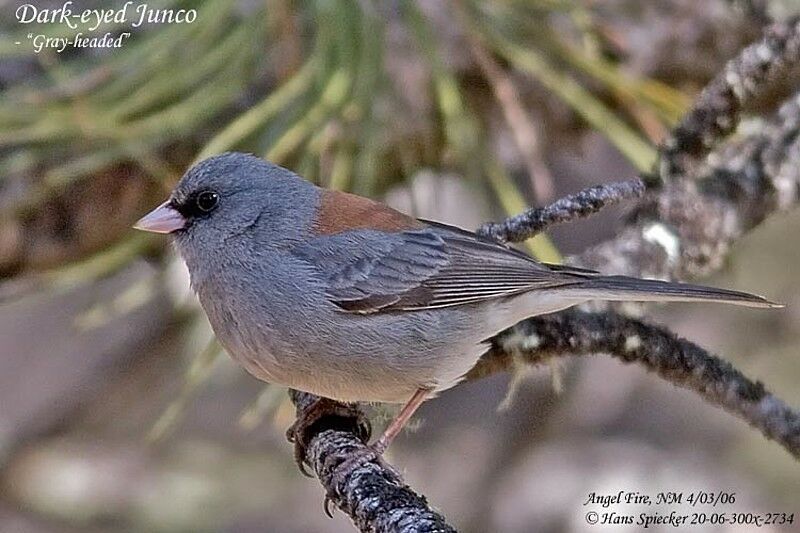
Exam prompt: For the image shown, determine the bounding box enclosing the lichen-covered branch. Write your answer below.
[468,309,800,459]
[289,390,455,533]
[578,90,800,281]
[476,179,645,243]
[661,17,800,181]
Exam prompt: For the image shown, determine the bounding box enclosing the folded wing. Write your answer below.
[294,222,594,314]
[293,217,778,313]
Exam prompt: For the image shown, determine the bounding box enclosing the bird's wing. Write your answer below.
[294,189,777,312]
[292,221,594,314]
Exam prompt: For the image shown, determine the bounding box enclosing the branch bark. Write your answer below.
[578,90,800,281]
[289,390,455,533]
[661,17,800,181]
[468,309,800,459]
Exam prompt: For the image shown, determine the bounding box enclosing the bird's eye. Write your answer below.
[196,191,219,213]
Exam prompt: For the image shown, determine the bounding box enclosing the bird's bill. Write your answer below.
[133,200,186,234]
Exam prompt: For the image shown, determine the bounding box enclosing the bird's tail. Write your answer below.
[571,275,781,308]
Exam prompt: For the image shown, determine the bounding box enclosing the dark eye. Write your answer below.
[196,191,219,213]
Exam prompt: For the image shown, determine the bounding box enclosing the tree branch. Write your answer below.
[476,179,645,243]
[661,17,800,181]
[289,390,455,533]
[468,309,800,459]
[577,89,800,281]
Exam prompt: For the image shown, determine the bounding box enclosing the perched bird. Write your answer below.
[134,152,778,454]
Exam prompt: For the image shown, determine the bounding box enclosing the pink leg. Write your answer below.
[372,388,431,454]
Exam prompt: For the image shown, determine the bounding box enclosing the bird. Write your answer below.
[134,152,778,456]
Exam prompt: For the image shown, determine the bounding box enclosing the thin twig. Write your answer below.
[476,178,645,243]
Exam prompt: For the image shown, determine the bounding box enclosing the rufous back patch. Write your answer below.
[312,190,423,235]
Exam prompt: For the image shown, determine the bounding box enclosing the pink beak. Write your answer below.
[133,201,187,234]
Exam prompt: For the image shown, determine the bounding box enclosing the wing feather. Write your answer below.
[294,214,776,313]
[294,222,593,314]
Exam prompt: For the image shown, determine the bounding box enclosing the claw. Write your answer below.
[285,397,372,476]
[323,495,336,518]
[285,423,313,477]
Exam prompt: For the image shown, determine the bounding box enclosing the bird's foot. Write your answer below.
[286,397,372,477]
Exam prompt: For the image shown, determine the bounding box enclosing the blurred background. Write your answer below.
[1,0,798,531]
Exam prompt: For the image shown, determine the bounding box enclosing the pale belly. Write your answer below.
[206,287,583,404]
[212,312,493,404]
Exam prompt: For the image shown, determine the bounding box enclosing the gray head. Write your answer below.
[134,152,318,259]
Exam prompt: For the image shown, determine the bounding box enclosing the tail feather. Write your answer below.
[575,275,781,309]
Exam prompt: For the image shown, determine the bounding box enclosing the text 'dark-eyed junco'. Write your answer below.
[134,152,779,454]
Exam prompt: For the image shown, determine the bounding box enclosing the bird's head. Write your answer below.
[134,152,317,260]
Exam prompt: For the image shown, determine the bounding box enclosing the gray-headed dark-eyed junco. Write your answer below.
[134,152,778,454]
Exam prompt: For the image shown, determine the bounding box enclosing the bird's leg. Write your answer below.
[288,388,430,517]
[371,388,431,454]
[325,388,431,506]
[286,396,371,476]
[286,388,428,479]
